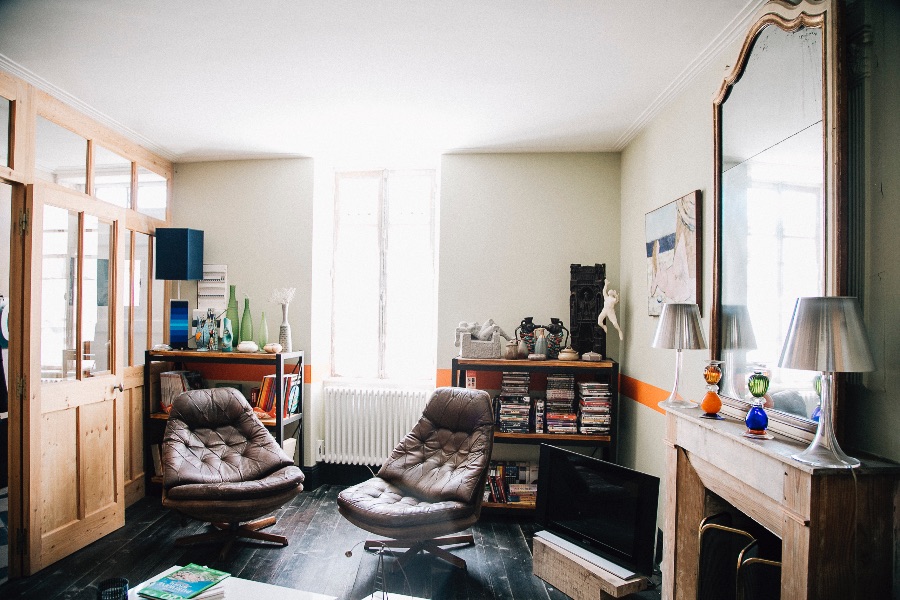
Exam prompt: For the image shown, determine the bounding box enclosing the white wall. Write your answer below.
[173,158,317,465]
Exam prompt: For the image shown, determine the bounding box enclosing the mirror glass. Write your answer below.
[718,24,824,423]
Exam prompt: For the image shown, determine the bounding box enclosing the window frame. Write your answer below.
[330,168,437,381]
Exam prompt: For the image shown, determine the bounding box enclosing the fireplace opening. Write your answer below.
[697,493,782,600]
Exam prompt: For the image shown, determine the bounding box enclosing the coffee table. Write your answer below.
[129,566,336,600]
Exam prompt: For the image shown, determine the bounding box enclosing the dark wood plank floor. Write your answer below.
[0,485,662,600]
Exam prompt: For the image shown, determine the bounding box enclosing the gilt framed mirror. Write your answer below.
[711,0,844,441]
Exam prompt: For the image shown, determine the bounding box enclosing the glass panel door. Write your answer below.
[40,205,79,381]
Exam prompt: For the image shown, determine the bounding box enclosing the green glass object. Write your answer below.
[226,285,240,342]
[258,311,269,348]
[747,369,770,398]
[240,297,253,342]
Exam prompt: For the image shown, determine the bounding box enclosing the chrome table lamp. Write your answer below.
[653,303,707,409]
[779,297,874,468]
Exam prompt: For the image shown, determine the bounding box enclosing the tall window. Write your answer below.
[331,169,436,381]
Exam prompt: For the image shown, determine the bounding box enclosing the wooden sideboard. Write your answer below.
[663,407,899,599]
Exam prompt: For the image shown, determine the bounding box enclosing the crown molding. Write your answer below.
[612,0,766,151]
[0,53,178,162]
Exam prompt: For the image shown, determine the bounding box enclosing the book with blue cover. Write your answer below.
[137,564,229,600]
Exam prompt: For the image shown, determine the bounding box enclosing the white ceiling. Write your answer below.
[0,0,761,164]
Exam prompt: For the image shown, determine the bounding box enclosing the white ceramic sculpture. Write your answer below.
[455,319,511,347]
[598,279,624,341]
[263,343,283,354]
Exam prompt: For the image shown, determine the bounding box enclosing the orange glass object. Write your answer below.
[703,362,723,385]
[700,390,722,414]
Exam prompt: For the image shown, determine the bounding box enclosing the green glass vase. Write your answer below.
[258,311,269,348]
[240,297,253,343]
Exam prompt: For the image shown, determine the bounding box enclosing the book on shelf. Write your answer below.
[159,371,205,413]
[485,460,538,506]
[252,373,299,419]
[137,563,229,600]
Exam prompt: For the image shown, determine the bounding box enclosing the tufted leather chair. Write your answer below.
[337,387,494,570]
[162,387,304,559]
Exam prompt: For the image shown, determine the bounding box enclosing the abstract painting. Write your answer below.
[645,190,701,316]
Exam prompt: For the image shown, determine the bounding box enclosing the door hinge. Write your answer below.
[18,208,29,234]
[16,376,25,401]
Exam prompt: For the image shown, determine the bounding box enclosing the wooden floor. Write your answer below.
[0,485,661,600]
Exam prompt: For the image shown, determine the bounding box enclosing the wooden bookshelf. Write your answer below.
[454,357,619,514]
[494,430,611,445]
[143,349,304,493]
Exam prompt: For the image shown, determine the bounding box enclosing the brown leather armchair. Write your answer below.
[162,387,304,559]
[337,387,494,570]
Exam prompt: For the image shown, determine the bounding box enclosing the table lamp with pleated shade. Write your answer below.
[653,303,707,409]
[779,296,874,468]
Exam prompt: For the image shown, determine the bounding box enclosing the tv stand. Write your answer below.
[533,531,649,599]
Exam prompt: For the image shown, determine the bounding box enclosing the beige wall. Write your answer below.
[173,158,317,465]
[616,45,735,512]
[437,153,621,369]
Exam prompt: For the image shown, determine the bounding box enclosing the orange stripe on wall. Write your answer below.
[436,369,452,387]
[620,374,668,414]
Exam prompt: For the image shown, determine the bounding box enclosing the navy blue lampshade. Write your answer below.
[155,228,204,280]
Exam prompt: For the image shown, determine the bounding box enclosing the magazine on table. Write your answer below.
[136,564,229,599]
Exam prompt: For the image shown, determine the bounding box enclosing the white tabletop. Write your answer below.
[129,566,336,600]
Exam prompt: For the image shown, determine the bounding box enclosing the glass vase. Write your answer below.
[240,297,253,343]
[258,311,269,348]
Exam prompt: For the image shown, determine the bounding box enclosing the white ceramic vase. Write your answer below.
[279,303,292,352]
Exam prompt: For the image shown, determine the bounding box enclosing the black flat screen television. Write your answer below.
[536,444,660,576]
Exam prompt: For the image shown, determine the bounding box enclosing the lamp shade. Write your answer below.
[652,303,707,351]
[155,228,204,281]
[721,304,757,351]
[779,296,874,373]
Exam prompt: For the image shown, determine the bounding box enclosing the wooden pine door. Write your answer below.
[23,182,126,573]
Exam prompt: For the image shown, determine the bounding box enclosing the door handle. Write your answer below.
[114,383,124,393]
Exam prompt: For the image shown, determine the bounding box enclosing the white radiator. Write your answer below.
[324,386,430,465]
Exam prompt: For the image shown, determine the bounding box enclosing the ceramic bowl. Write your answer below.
[236,341,259,353]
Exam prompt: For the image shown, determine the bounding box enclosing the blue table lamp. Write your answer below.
[155,228,204,349]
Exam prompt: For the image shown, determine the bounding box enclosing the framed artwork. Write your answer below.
[644,190,701,316]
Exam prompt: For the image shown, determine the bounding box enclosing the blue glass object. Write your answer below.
[810,404,821,422]
[745,404,769,431]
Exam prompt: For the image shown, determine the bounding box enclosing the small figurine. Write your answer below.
[597,279,623,341]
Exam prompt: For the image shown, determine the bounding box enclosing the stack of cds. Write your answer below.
[578,381,612,434]
[534,397,545,433]
[497,372,532,433]
[545,373,577,433]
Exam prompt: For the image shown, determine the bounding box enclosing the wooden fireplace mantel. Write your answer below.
[663,407,899,599]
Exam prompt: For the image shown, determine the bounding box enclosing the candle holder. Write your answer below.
[744,366,773,439]
[699,360,724,419]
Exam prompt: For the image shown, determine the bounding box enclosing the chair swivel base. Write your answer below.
[175,516,288,560]
[364,534,474,570]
